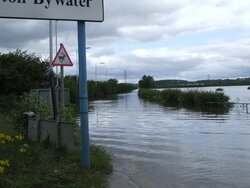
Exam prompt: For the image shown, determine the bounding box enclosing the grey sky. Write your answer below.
[1,0,250,83]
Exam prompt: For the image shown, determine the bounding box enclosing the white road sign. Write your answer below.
[0,0,104,22]
[52,44,73,66]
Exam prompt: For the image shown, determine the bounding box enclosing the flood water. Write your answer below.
[88,86,250,188]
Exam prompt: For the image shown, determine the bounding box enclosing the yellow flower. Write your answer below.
[5,135,12,141]
[9,138,14,142]
[0,166,5,174]
[0,133,5,138]
[0,134,14,142]
[6,160,10,167]
[0,160,10,167]
[15,135,24,141]
[19,148,27,153]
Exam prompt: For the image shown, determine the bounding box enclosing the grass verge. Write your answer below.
[0,115,112,188]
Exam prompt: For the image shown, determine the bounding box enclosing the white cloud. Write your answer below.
[88,39,250,82]
[1,0,250,83]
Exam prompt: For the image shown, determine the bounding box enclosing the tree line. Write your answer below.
[155,78,250,88]
[64,75,137,103]
[0,50,136,111]
[138,74,250,89]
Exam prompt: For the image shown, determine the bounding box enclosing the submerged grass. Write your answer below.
[138,88,231,111]
[0,115,112,188]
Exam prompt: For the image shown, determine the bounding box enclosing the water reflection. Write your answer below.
[89,88,250,188]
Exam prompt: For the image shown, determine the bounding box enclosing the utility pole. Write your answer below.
[124,70,127,83]
[49,20,58,121]
[60,45,65,120]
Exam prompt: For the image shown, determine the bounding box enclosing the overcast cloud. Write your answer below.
[1,0,250,83]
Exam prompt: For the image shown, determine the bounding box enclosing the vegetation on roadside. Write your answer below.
[9,93,77,135]
[0,50,50,96]
[138,88,231,110]
[0,50,50,112]
[0,93,113,188]
[0,50,113,187]
[0,50,136,113]
[64,75,137,101]
[0,115,112,188]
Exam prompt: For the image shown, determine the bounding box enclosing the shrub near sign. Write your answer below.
[0,0,104,21]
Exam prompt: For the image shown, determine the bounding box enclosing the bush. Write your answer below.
[192,90,230,106]
[138,88,230,110]
[138,88,160,101]
[10,93,77,136]
[0,94,17,112]
[179,90,196,106]
[0,50,50,96]
[160,89,182,105]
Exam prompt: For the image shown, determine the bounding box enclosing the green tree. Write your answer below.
[138,75,156,88]
[107,79,118,94]
[0,50,50,95]
[87,80,96,99]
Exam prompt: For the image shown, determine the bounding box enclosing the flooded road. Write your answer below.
[89,86,250,188]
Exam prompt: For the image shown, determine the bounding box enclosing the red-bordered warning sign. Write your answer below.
[52,44,73,66]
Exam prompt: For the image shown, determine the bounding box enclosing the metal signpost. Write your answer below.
[0,0,104,168]
[49,20,58,121]
[52,43,73,120]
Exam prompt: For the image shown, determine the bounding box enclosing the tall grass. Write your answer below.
[138,88,230,109]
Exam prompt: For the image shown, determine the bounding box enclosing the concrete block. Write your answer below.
[28,117,39,142]
[27,117,75,151]
[39,120,59,146]
[59,122,75,151]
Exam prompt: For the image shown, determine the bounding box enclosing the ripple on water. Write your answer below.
[88,89,250,188]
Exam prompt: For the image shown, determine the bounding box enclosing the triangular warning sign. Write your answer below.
[52,44,73,66]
